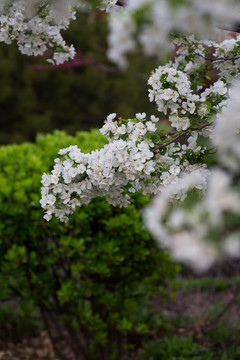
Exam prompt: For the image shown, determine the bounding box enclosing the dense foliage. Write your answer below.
[0,130,178,359]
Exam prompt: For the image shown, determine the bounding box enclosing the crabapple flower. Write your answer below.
[213,82,240,172]
[0,0,77,64]
[106,0,240,67]
[145,82,240,272]
[40,111,209,222]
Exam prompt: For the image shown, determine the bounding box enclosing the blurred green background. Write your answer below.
[0,10,157,145]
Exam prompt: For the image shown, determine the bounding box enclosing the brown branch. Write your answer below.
[207,55,240,63]
[153,122,210,153]
[153,129,189,153]
[192,47,240,64]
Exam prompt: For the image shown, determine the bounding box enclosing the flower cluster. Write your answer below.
[147,35,239,134]
[40,112,209,222]
[40,113,155,221]
[144,170,215,272]
[213,83,240,172]
[106,0,240,68]
[0,0,78,64]
[173,35,240,85]
[149,65,204,131]
[2,0,240,68]
[100,0,120,13]
[145,82,240,272]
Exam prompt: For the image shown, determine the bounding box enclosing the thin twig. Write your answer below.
[207,55,240,63]
[153,122,210,153]
[211,288,240,326]
[192,47,240,64]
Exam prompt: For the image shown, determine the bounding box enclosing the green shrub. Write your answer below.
[137,336,213,360]
[0,130,178,360]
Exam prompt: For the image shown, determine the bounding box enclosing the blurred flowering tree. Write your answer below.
[1,0,240,271]
[0,8,156,144]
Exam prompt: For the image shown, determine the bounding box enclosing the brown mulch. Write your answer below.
[0,330,57,360]
[162,288,240,326]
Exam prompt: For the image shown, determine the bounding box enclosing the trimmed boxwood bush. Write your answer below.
[0,130,179,360]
